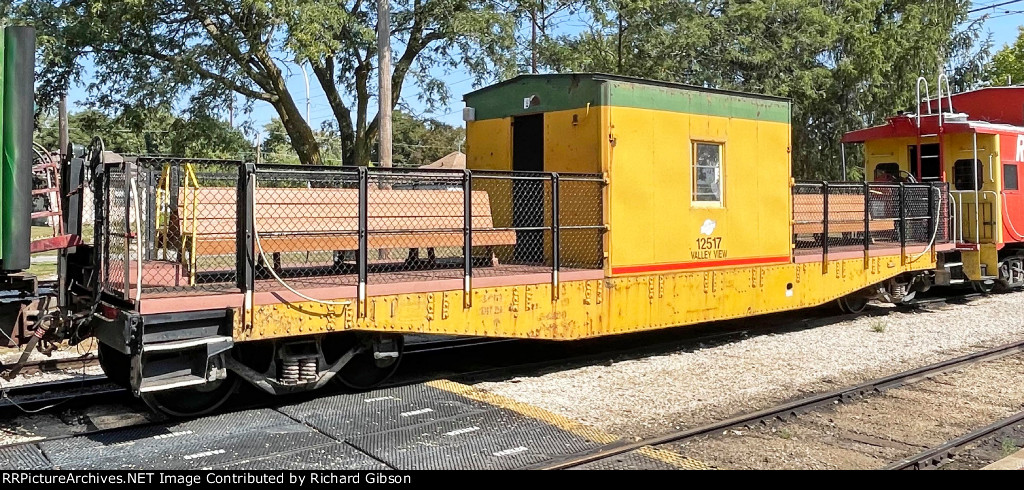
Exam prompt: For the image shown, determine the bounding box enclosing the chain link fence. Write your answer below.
[792,181,950,260]
[98,159,606,299]
[99,157,244,297]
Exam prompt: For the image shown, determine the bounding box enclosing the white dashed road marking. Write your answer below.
[444,426,481,436]
[399,408,433,417]
[183,449,226,460]
[154,430,194,440]
[364,396,399,403]
[492,446,529,457]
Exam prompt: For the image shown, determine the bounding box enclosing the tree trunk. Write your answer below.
[274,90,322,166]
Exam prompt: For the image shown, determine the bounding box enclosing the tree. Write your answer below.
[537,0,989,179]
[260,111,463,166]
[20,0,517,166]
[986,26,1024,86]
[35,108,253,158]
[388,111,464,166]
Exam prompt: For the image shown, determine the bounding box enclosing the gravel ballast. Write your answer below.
[475,291,1024,438]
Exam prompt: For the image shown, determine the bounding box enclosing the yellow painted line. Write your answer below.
[427,379,714,470]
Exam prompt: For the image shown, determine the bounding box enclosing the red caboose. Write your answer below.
[844,79,1024,291]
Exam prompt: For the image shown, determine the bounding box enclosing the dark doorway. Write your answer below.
[512,114,545,263]
[909,143,941,182]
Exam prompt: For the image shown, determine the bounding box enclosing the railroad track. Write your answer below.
[0,375,122,412]
[0,353,99,377]
[538,337,1024,470]
[886,410,1024,470]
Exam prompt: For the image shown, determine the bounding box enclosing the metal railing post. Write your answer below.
[98,161,110,294]
[123,163,133,300]
[145,167,156,261]
[463,169,473,308]
[237,163,256,333]
[551,173,560,299]
[357,166,369,317]
[236,163,256,295]
[821,181,829,273]
[899,182,907,263]
[863,181,871,260]
[928,184,937,262]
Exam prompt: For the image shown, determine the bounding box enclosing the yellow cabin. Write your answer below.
[464,73,793,277]
[460,74,948,333]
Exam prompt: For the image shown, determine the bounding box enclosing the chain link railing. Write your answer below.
[98,159,606,303]
[792,181,950,264]
[98,157,244,297]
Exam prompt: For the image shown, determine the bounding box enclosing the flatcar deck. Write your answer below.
[792,242,956,263]
[134,266,604,314]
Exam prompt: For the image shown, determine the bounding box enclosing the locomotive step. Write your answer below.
[143,336,233,353]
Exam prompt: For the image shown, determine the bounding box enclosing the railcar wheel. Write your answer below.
[332,333,404,390]
[97,342,131,389]
[140,359,238,418]
[836,294,869,314]
[972,279,998,295]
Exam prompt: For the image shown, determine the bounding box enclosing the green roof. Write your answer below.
[463,73,791,124]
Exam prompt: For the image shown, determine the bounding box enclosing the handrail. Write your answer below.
[937,74,954,121]
[948,190,998,244]
[182,164,200,286]
[916,77,931,129]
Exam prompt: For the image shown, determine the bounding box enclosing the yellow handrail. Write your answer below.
[154,165,172,259]
[183,164,200,286]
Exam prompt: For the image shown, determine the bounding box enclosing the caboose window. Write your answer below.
[874,163,900,181]
[692,142,722,203]
[953,159,983,191]
[1006,164,1019,191]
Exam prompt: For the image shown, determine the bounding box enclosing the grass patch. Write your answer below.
[870,319,887,333]
[27,224,94,280]
[1001,437,1019,458]
[777,428,793,440]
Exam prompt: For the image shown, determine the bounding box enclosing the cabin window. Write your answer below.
[692,142,722,203]
[1006,164,1019,191]
[874,163,900,182]
[953,159,983,191]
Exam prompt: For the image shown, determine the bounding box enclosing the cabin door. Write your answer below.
[511,113,545,263]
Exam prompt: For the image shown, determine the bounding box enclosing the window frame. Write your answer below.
[873,162,901,182]
[691,141,724,207]
[952,159,984,191]
[1005,163,1019,192]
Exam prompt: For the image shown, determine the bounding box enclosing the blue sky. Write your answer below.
[63,1,1024,142]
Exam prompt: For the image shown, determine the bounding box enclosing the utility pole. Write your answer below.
[300,63,311,122]
[377,0,393,168]
[530,6,538,73]
[616,4,623,73]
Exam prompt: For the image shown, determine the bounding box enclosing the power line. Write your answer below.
[988,8,1024,18]
[969,0,1024,13]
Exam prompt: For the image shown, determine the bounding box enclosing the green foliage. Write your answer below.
[538,0,989,180]
[34,108,252,159]
[987,27,1024,86]
[388,111,465,167]
[261,111,464,167]
[1001,437,1019,458]
[19,0,517,166]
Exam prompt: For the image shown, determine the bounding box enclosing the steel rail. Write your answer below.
[539,337,1024,470]
[1,353,98,377]
[886,410,1024,470]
